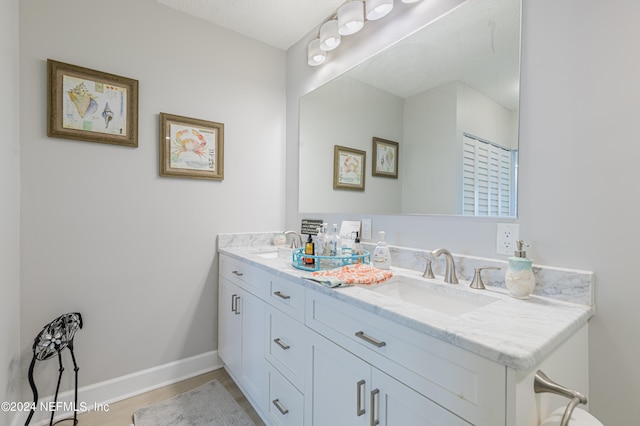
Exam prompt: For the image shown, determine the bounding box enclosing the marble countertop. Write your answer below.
[219,245,594,370]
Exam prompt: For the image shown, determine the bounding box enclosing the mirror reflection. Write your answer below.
[299,0,521,217]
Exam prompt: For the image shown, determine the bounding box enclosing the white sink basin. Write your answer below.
[257,251,279,259]
[251,247,292,259]
[368,279,497,316]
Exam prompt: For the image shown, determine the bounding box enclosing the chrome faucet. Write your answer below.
[284,230,303,248]
[430,248,458,284]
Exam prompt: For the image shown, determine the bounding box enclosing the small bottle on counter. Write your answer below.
[304,234,315,267]
[328,224,340,257]
[316,223,327,256]
[352,232,364,264]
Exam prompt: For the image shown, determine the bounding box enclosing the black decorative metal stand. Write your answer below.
[25,312,83,426]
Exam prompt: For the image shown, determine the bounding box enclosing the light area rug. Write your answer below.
[133,380,256,426]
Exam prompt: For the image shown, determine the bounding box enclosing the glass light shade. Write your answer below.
[319,20,341,51]
[307,38,326,66]
[338,1,364,35]
[366,0,393,20]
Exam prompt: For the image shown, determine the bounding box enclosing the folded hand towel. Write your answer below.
[304,263,393,287]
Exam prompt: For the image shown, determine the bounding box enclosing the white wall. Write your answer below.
[19,0,285,402]
[459,83,518,151]
[286,0,640,424]
[1,0,21,425]
[299,76,404,214]
[403,82,458,214]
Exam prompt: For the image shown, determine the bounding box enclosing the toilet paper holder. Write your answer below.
[534,370,588,426]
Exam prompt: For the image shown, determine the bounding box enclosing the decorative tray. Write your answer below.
[291,248,370,272]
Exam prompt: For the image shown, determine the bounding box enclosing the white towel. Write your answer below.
[540,407,603,426]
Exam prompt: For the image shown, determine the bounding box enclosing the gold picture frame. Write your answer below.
[47,59,138,147]
[333,145,366,191]
[159,113,224,181]
[372,137,399,178]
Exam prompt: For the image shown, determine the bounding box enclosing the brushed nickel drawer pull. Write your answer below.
[273,291,291,300]
[272,399,289,415]
[274,338,290,350]
[355,331,386,348]
[370,389,380,426]
[232,295,240,315]
[356,379,366,416]
[232,270,244,276]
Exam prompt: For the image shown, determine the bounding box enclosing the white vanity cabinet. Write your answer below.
[218,257,269,415]
[305,290,506,426]
[306,329,471,425]
[219,254,308,425]
[217,251,590,426]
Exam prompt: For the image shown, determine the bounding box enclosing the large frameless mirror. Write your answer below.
[299,0,521,217]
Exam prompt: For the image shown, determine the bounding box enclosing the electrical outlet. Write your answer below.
[361,219,372,240]
[496,223,519,255]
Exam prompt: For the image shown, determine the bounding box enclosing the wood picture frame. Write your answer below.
[159,113,224,181]
[47,59,138,147]
[372,137,399,178]
[333,145,366,191]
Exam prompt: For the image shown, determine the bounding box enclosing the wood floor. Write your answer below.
[72,368,265,425]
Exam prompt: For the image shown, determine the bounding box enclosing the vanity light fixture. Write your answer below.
[366,0,394,21]
[338,0,365,35]
[308,0,420,66]
[308,38,326,66]
[319,19,341,51]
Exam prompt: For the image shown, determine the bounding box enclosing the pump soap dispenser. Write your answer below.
[505,240,536,299]
[372,231,391,270]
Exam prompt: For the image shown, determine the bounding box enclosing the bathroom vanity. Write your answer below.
[217,233,593,426]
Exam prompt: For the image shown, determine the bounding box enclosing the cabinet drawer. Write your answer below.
[220,255,267,298]
[306,290,506,426]
[267,366,304,426]
[268,275,305,321]
[266,306,307,391]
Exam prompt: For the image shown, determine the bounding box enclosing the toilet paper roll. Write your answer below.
[540,407,604,426]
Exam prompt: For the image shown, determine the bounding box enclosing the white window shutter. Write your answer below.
[462,134,512,217]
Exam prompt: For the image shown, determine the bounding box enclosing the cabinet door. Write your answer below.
[372,368,471,426]
[240,289,268,414]
[218,277,242,375]
[309,333,369,426]
[268,365,304,426]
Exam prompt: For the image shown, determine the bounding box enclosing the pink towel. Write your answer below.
[307,263,393,287]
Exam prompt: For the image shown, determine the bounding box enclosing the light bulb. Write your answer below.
[366,0,393,20]
[320,20,341,51]
[338,1,364,35]
[307,38,326,66]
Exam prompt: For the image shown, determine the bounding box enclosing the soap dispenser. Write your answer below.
[372,231,391,270]
[505,240,536,299]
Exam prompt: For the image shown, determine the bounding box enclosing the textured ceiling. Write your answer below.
[155,0,344,50]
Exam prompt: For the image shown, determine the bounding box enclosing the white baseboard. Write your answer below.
[15,350,222,426]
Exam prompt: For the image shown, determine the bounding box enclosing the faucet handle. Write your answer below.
[470,266,501,290]
[283,230,302,248]
[417,255,435,279]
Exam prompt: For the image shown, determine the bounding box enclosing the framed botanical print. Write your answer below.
[334,145,366,191]
[372,137,399,178]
